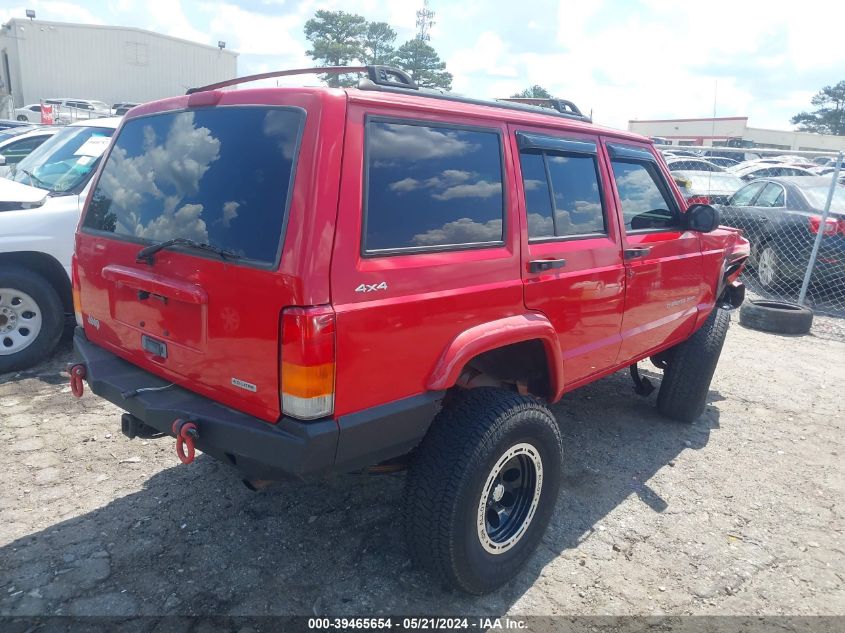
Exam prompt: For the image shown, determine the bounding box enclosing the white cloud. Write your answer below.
[412,217,502,246]
[432,180,501,201]
[0,1,105,25]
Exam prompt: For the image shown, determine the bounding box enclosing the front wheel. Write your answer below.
[16,115,28,122]
[0,267,64,373]
[404,388,562,594]
[656,308,729,423]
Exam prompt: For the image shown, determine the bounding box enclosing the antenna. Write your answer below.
[415,0,435,41]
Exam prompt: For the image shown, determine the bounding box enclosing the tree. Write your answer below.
[304,10,368,87]
[362,21,397,65]
[511,85,552,99]
[791,81,845,136]
[393,39,452,90]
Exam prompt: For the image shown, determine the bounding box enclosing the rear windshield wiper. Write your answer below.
[136,237,241,265]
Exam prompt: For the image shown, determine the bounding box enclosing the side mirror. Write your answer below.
[0,155,6,166]
[685,204,720,232]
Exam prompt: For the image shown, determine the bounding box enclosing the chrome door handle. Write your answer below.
[528,258,567,273]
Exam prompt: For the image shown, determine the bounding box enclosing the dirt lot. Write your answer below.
[1,313,843,619]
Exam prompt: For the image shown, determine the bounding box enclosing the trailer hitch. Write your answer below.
[171,419,199,464]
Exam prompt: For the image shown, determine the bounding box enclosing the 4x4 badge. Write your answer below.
[355,282,388,293]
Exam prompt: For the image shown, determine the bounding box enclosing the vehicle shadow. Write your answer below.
[1,368,721,618]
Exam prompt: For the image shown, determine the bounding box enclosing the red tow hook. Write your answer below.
[69,364,86,398]
[171,419,199,464]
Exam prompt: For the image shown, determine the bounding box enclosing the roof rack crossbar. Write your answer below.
[185,64,591,124]
[186,65,417,95]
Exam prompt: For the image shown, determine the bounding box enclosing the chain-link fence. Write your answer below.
[657,144,845,316]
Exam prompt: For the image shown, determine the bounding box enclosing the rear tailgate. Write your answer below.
[75,91,327,422]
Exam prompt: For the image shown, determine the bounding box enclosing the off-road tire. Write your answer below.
[656,308,729,423]
[739,299,813,335]
[404,388,562,594]
[0,267,64,374]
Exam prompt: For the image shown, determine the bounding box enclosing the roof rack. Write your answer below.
[185,65,591,123]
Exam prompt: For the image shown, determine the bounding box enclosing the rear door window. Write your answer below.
[364,119,504,253]
[730,181,766,206]
[519,149,606,239]
[756,183,785,208]
[83,107,304,265]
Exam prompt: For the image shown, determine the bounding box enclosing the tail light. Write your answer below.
[280,306,336,420]
[71,253,83,326]
[808,214,838,236]
[687,195,711,205]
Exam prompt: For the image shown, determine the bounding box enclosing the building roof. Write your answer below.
[2,17,238,57]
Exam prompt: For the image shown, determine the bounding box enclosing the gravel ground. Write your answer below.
[1,313,843,619]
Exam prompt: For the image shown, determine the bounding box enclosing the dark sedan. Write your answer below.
[718,177,845,291]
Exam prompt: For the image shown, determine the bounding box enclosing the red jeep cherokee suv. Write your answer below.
[70,66,748,594]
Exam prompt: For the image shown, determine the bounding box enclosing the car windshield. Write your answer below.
[90,101,110,111]
[802,183,845,213]
[10,125,114,193]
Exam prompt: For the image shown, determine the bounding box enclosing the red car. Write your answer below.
[69,66,749,594]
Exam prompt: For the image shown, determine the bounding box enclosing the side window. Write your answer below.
[364,120,504,253]
[519,150,605,239]
[756,183,785,208]
[730,181,766,206]
[610,160,679,231]
[519,152,555,238]
[546,154,605,236]
[1,137,45,162]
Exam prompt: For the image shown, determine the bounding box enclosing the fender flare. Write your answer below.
[426,313,565,401]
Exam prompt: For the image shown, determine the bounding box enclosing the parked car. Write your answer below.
[0,127,60,176]
[718,177,845,291]
[13,104,44,122]
[705,156,740,169]
[672,170,746,205]
[0,117,120,371]
[0,125,41,141]
[0,119,35,130]
[754,155,817,169]
[67,66,749,595]
[43,99,112,122]
[729,162,815,181]
[111,102,140,115]
[666,157,725,172]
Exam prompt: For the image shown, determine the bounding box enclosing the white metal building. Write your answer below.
[0,18,237,109]
[628,116,845,151]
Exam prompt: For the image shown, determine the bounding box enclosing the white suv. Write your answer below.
[0,117,120,372]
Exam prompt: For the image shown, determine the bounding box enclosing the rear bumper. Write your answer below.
[73,328,442,480]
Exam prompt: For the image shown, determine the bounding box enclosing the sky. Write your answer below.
[1,0,843,131]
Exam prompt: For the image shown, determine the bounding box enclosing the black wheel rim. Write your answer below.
[477,443,543,555]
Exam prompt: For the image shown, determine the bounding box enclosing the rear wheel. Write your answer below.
[0,267,64,373]
[404,388,562,594]
[757,245,783,291]
[16,115,28,121]
[656,308,729,423]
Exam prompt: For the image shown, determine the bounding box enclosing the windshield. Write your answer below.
[83,107,304,264]
[90,101,110,111]
[803,183,845,213]
[11,125,114,193]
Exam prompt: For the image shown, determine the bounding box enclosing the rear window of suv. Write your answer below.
[83,107,304,265]
[364,119,504,253]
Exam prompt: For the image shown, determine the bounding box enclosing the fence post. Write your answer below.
[797,151,843,305]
